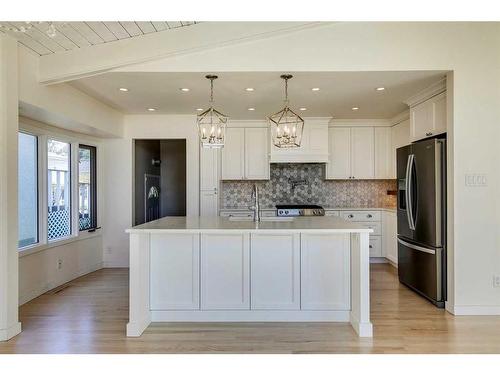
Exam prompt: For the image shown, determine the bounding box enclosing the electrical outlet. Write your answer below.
[465,174,488,187]
[493,275,500,288]
[57,259,63,270]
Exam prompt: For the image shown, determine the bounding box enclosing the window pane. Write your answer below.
[47,140,71,240]
[18,133,38,248]
[79,145,96,230]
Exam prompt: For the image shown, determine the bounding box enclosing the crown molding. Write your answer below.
[390,110,410,126]
[329,119,391,127]
[404,77,446,107]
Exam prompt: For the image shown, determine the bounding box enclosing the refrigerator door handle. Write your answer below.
[405,154,415,230]
[398,238,436,255]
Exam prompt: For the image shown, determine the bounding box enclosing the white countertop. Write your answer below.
[126,216,373,234]
[220,207,397,213]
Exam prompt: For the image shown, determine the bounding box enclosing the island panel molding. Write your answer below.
[126,216,373,337]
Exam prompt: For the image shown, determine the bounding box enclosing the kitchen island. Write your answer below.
[125,216,373,337]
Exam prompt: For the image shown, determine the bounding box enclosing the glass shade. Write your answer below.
[268,106,304,148]
[197,107,228,148]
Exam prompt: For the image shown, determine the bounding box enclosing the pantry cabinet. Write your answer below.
[410,92,447,142]
[221,127,269,180]
[199,146,220,216]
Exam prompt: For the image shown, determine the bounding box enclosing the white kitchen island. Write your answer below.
[125,216,373,338]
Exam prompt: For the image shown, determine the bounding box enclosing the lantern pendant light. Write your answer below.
[268,74,304,148]
[197,75,228,148]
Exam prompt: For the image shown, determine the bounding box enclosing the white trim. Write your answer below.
[329,119,391,128]
[151,310,350,322]
[18,232,102,258]
[0,322,22,341]
[449,305,500,316]
[389,110,410,126]
[404,78,447,107]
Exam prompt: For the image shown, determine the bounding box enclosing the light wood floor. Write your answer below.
[1,264,500,354]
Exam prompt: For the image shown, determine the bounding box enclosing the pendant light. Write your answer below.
[268,74,304,148]
[197,75,228,148]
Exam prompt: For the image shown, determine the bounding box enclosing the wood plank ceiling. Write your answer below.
[0,21,198,55]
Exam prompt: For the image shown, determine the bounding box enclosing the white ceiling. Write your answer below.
[71,71,447,119]
[0,21,198,55]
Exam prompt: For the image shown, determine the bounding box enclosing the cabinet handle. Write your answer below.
[426,132,433,136]
[369,245,373,249]
[367,214,372,218]
[348,214,354,219]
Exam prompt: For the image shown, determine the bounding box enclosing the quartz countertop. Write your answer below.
[220,206,397,213]
[126,216,373,234]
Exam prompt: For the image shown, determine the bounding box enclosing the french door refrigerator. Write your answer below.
[397,137,446,307]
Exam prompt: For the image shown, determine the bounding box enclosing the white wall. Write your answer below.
[112,22,500,313]
[102,114,199,267]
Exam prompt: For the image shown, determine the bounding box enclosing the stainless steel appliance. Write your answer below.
[276,204,325,217]
[397,137,446,307]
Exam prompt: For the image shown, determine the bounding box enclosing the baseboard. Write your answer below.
[102,261,129,268]
[370,257,388,264]
[450,305,500,315]
[19,262,103,306]
[151,310,350,322]
[0,322,22,341]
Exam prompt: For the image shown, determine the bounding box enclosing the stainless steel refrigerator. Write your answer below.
[397,137,446,307]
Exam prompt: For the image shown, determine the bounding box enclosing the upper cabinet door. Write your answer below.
[244,128,270,180]
[308,122,329,156]
[410,91,447,142]
[199,146,219,190]
[351,127,375,179]
[374,127,392,179]
[326,127,351,179]
[391,119,410,179]
[221,127,245,180]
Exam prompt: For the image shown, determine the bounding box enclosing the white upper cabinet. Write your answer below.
[200,147,219,190]
[221,127,245,180]
[374,127,392,179]
[244,128,270,180]
[270,120,329,163]
[351,127,375,179]
[221,126,269,180]
[390,118,410,178]
[406,79,447,142]
[326,127,351,179]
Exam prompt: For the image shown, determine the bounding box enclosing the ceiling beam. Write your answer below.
[39,22,324,85]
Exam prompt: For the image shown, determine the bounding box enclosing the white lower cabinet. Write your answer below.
[150,234,200,310]
[201,233,250,310]
[300,234,351,310]
[250,233,300,310]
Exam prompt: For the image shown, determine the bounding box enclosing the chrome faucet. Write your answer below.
[249,184,261,222]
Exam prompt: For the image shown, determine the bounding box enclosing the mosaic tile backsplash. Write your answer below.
[221,164,397,209]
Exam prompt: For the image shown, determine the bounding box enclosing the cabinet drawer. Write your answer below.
[220,210,252,218]
[261,210,277,217]
[341,210,381,222]
[358,221,381,236]
[369,237,382,257]
[325,210,340,217]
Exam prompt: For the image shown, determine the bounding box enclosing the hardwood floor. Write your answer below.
[1,264,500,353]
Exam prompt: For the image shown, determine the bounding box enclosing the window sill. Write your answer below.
[18,230,102,258]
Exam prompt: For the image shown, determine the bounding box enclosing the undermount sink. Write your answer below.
[228,216,294,222]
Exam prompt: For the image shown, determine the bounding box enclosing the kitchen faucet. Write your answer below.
[249,184,261,222]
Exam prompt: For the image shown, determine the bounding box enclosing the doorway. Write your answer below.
[134,139,186,225]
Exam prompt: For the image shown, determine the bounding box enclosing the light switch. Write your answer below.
[465,174,488,187]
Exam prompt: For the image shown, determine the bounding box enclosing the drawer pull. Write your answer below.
[348,214,354,218]
[367,214,373,218]
[369,245,373,249]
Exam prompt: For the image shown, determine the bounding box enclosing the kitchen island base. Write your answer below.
[126,217,373,338]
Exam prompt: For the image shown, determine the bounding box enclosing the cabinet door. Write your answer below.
[432,92,447,135]
[326,127,351,179]
[351,127,375,179]
[374,127,392,179]
[301,233,351,310]
[308,122,329,156]
[201,233,250,309]
[150,234,200,310]
[221,128,244,180]
[251,233,300,310]
[383,211,398,264]
[200,190,218,216]
[391,119,410,178]
[200,146,219,190]
[244,128,270,180]
[410,100,433,141]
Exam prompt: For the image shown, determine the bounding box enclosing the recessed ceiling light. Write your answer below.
[196,108,204,111]
[311,87,320,91]
[375,87,385,91]
[299,107,307,111]
[245,87,255,92]
[118,87,129,92]
[147,108,156,112]
[352,107,359,111]
[180,88,190,92]
[247,107,255,111]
